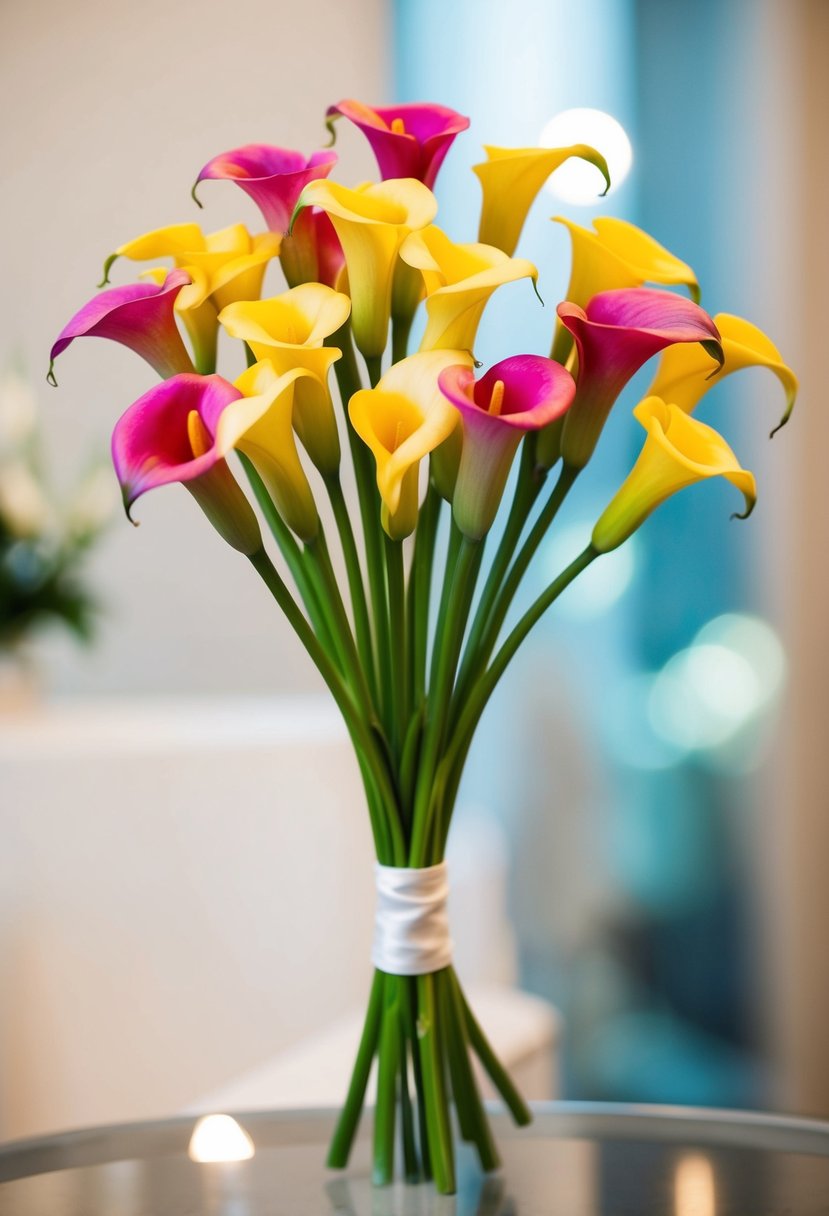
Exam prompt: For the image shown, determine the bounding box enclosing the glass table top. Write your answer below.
[2,1102,829,1215]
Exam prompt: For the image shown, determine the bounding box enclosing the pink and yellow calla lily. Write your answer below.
[219,283,351,476]
[326,100,469,189]
[647,312,798,436]
[293,178,437,360]
[554,287,723,471]
[399,226,538,353]
[49,270,195,384]
[348,349,474,539]
[438,355,576,539]
[193,144,337,232]
[222,361,320,542]
[592,396,757,553]
[111,372,261,554]
[104,223,280,374]
[473,144,611,256]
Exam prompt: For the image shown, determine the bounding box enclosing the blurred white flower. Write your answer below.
[0,369,38,453]
[0,460,54,537]
[67,466,117,539]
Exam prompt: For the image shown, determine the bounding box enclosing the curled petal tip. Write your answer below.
[98,252,119,289]
[532,278,544,307]
[46,361,58,387]
[701,338,725,375]
[689,281,702,305]
[323,112,339,148]
[731,496,756,522]
[190,179,204,210]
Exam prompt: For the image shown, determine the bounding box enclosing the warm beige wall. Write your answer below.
[0,0,387,695]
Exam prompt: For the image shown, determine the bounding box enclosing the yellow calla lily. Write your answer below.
[592,396,756,553]
[217,361,319,543]
[647,312,798,437]
[473,143,611,256]
[348,349,474,538]
[556,216,700,308]
[219,284,351,475]
[106,223,280,374]
[399,226,537,354]
[293,178,437,361]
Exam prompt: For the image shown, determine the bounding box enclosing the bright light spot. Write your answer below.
[648,613,786,758]
[545,522,637,619]
[188,1114,255,1163]
[539,108,633,204]
[674,1154,716,1216]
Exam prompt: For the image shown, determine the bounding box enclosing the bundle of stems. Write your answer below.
[243,319,595,1193]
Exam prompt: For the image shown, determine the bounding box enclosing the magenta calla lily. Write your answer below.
[49,270,194,384]
[193,145,337,233]
[439,355,576,539]
[111,372,261,554]
[556,287,723,471]
[326,99,470,188]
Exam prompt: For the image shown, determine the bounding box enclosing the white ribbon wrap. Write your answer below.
[371,862,453,976]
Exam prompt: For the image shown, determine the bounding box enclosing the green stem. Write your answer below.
[373,973,400,1186]
[327,970,385,1168]
[448,968,532,1127]
[399,1022,420,1182]
[408,484,442,708]
[392,315,413,364]
[384,534,408,759]
[452,463,579,727]
[325,474,375,695]
[410,534,482,867]
[416,972,456,1194]
[442,967,500,1171]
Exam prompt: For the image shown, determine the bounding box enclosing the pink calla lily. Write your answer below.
[326,99,469,188]
[438,355,576,538]
[556,287,723,471]
[193,145,337,233]
[111,372,260,554]
[49,270,194,384]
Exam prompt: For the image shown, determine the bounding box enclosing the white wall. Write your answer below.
[0,0,387,696]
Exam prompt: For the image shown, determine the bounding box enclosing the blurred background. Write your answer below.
[1,0,827,1145]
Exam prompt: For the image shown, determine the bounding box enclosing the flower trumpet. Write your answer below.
[592,396,757,552]
[111,372,261,554]
[326,99,469,189]
[438,355,576,539]
[49,270,195,383]
[474,144,611,256]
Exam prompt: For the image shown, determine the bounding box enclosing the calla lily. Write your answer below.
[438,355,576,539]
[555,216,700,308]
[399,226,537,353]
[554,288,723,471]
[49,270,194,384]
[348,349,474,539]
[111,373,261,554]
[219,283,351,476]
[592,396,756,553]
[103,223,280,374]
[193,144,337,232]
[647,312,798,437]
[222,361,320,542]
[293,178,437,359]
[326,100,469,188]
[474,144,611,257]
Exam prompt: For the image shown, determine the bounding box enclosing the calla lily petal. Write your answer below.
[111,372,261,553]
[474,144,611,256]
[592,396,757,552]
[400,225,538,353]
[558,287,723,470]
[294,178,437,359]
[326,100,469,188]
[438,355,576,538]
[647,312,798,436]
[220,283,351,475]
[193,144,337,233]
[49,270,195,383]
[348,349,474,538]
[222,361,320,542]
[555,216,700,308]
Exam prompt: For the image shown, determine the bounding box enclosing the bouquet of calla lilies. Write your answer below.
[51,98,796,1194]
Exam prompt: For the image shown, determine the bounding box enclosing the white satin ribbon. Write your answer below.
[371,861,453,976]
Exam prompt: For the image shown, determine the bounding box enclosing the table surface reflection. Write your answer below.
[2,1103,829,1215]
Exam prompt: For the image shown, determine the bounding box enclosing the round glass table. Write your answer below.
[2,1103,829,1215]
